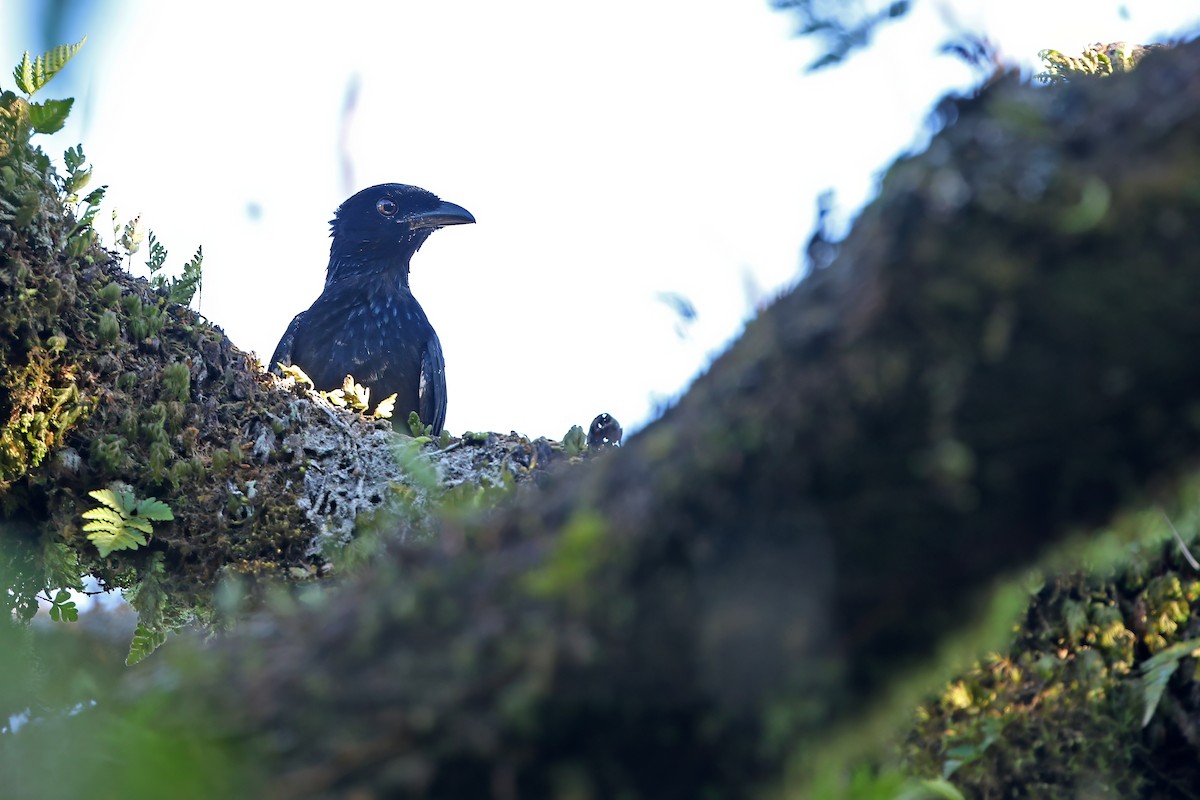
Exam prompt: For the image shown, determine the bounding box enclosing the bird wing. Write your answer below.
[268,311,307,375]
[419,333,447,435]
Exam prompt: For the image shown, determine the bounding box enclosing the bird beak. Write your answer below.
[407,200,475,230]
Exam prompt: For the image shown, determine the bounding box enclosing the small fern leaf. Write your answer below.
[374,393,397,420]
[126,622,167,666]
[136,497,174,521]
[121,516,154,534]
[1140,637,1200,727]
[86,525,146,558]
[145,230,168,273]
[168,246,203,306]
[407,411,425,437]
[1142,657,1180,728]
[63,144,84,171]
[87,488,124,513]
[81,507,124,528]
[27,37,86,95]
[44,38,86,82]
[28,97,72,134]
[13,51,34,95]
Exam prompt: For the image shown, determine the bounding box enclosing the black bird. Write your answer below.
[270,183,474,435]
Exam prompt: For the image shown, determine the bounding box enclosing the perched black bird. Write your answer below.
[270,183,474,435]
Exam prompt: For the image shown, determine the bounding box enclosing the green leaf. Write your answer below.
[168,245,203,305]
[121,516,154,534]
[81,506,124,528]
[145,230,168,273]
[67,171,91,197]
[47,589,78,623]
[86,525,147,558]
[81,487,170,557]
[127,622,167,666]
[12,37,86,96]
[13,51,33,95]
[63,144,84,171]
[407,410,428,437]
[27,97,72,134]
[1140,637,1200,727]
[136,497,174,521]
[42,540,83,593]
[66,163,91,194]
[87,488,125,513]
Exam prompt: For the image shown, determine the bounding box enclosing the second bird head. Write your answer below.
[327,183,475,278]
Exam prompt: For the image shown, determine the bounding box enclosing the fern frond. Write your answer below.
[12,51,33,95]
[86,488,125,513]
[168,245,203,305]
[12,37,86,96]
[127,622,167,666]
[136,497,174,521]
[146,230,168,273]
[81,507,124,529]
[118,215,144,258]
[120,516,155,534]
[81,487,172,557]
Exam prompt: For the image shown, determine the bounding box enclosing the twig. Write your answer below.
[1159,508,1200,570]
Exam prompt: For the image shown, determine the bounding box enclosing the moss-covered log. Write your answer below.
[0,199,566,628]
[5,35,1200,800]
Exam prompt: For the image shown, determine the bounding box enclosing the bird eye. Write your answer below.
[376,198,398,216]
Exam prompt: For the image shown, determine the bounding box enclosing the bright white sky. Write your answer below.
[7,1,1198,439]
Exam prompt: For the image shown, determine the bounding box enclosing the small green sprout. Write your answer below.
[407,410,433,438]
[562,424,586,456]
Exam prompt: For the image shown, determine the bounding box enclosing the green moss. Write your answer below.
[97,281,120,307]
[120,293,141,317]
[161,362,190,403]
[88,434,130,474]
[521,509,608,601]
[1,88,326,626]
[901,496,1200,796]
[0,347,87,487]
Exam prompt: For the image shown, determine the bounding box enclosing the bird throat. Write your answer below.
[326,229,433,289]
[326,250,415,290]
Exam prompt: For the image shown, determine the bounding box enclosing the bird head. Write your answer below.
[327,183,474,283]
